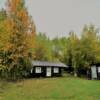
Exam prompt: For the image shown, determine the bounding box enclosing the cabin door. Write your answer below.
[46,67,52,77]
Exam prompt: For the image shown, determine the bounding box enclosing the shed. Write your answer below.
[30,61,68,77]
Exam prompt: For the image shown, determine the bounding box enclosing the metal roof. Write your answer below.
[32,61,68,68]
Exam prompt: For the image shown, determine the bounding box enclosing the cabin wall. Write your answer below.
[52,67,62,77]
[30,66,41,77]
[30,66,63,77]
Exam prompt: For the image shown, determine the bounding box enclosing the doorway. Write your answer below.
[46,67,52,77]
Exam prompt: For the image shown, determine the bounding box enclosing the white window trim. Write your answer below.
[35,67,41,73]
[54,67,59,73]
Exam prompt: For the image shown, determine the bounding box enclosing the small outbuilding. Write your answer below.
[30,61,68,77]
[91,63,100,80]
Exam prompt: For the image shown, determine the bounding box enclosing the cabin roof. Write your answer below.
[32,61,68,68]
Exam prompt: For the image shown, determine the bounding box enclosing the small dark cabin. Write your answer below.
[90,63,100,80]
[30,61,68,77]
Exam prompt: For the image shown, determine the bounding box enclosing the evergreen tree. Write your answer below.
[3,0,36,80]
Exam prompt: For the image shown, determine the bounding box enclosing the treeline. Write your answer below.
[33,25,100,76]
[0,0,100,80]
[33,33,68,63]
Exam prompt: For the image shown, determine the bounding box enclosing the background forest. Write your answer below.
[0,0,100,80]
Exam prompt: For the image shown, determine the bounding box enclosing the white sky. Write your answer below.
[0,0,100,38]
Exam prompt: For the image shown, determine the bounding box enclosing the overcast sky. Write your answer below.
[0,0,100,38]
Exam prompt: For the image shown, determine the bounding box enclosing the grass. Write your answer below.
[0,76,100,100]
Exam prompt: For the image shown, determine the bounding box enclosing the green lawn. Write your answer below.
[0,76,100,100]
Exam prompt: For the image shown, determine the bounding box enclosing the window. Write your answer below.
[54,68,59,73]
[35,67,41,73]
